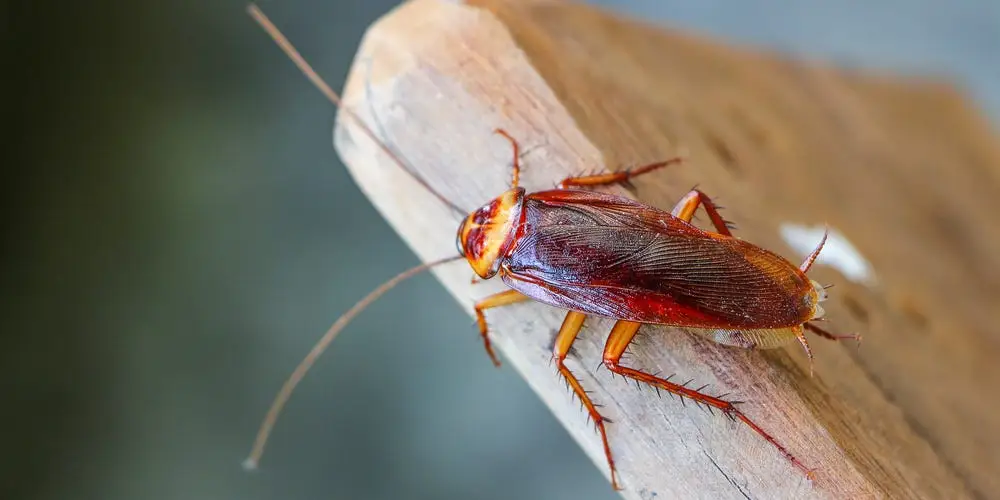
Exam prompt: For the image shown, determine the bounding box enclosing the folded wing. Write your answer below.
[502,194,812,328]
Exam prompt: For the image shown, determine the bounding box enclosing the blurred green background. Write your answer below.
[6,1,998,499]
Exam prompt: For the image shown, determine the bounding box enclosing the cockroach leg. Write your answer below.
[552,311,620,490]
[601,320,813,479]
[557,157,685,190]
[805,322,862,346]
[493,128,521,189]
[473,290,529,367]
[670,189,733,236]
[791,326,815,377]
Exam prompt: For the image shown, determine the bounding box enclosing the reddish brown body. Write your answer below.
[248,7,858,493]
[496,189,815,328]
[456,132,844,490]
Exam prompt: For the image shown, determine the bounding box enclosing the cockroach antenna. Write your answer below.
[246,4,466,216]
[243,255,463,471]
[244,4,466,470]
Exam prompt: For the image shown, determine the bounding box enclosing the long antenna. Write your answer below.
[243,255,463,470]
[245,4,470,468]
[247,4,466,215]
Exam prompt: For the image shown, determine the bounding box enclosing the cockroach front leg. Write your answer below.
[552,311,620,490]
[601,319,813,479]
[670,189,734,236]
[473,289,529,367]
[493,128,522,189]
[557,157,685,190]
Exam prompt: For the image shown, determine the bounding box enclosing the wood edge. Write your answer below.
[326,0,975,497]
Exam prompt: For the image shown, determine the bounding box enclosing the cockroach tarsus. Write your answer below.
[246,4,861,492]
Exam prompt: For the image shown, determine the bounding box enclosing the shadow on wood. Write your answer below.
[332,0,1000,498]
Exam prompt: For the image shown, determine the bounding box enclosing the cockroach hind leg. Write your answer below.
[601,320,811,479]
[552,311,621,490]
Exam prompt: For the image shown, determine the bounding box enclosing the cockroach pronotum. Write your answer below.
[244,5,860,491]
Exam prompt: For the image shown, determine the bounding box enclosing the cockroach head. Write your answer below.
[456,188,525,279]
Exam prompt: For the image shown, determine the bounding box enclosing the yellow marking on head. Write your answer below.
[457,188,525,279]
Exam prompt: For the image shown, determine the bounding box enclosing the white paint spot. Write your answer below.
[779,223,876,286]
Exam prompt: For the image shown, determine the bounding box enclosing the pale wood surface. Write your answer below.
[333,0,1000,498]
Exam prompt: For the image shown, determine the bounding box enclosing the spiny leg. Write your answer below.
[805,322,862,345]
[474,289,529,367]
[601,319,813,478]
[666,190,811,474]
[557,157,685,190]
[791,325,816,377]
[553,311,620,490]
[796,323,865,377]
[670,189,734,236]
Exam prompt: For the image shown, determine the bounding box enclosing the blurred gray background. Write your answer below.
[6,1,998,499]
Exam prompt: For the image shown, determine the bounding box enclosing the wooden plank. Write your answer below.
[328,0,999,497]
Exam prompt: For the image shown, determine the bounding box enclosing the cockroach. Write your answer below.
[244,5,860,491]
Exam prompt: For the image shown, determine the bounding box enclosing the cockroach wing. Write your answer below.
[501,192,814,329]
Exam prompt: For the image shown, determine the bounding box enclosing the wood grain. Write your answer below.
[331,0,1000,498]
